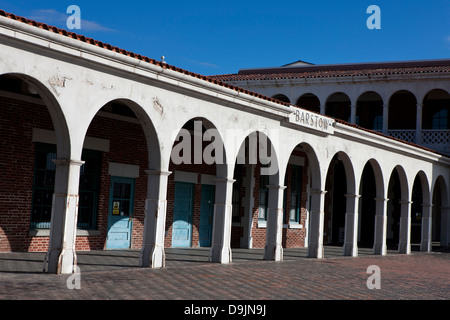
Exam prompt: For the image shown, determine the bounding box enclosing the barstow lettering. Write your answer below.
[288,109,335,134]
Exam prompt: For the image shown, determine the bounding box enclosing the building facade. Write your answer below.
[211,60,450,156]
[0,10,449,274]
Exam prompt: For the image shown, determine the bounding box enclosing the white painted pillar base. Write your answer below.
[308,189,326,258]
[263,185,286,261]
[139,170,171,268]
[373,197,388,255]
[343,193,360,257]
[399,200,412,254]
[420,203,432,252]
[44,159,84,274]
[209,178,234,264]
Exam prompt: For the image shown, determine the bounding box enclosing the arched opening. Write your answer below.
[356,91,383,130]
[279,145,311,249]
[386,167,408,250]
[325,92,351,122]
[80,99,156,251]
[358,162,377,248]
[432,176,449,246]
[388,90,417,130]
[323,152,355,250]
[231,131,279,251]
[422,89,450,130]
[0,73,69,253]
[167,117,226,249]
[411,175,423,248]
[296,93,321,113]
[272,94,290,104]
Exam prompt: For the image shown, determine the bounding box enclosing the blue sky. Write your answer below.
[0,0,449,75]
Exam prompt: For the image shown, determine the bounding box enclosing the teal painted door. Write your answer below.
[172,182,194,247]
[199,185,215,247]
[106,177,135,249]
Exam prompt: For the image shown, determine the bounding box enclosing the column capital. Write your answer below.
[145,169,172,176]
[266,184,287,190]
[214,178,236,184]
[52,159,85,167]
[345,193,361,199]
[310,189,327,195]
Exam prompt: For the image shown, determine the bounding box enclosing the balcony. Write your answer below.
[386,130,450,155]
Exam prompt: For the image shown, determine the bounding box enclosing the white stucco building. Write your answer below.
[0,10,449,275]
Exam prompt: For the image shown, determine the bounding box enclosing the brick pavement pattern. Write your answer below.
[0,248,449,300]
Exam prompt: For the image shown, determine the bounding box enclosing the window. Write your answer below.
[258,173,269,221]
[289,165,302,223]
[432,108,448,129]
[31,143,101,229]
[373,115,383,130]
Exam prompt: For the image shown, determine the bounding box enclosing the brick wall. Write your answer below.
[0,95,149,252]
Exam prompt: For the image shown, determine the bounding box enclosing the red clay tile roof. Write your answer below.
[0,9,290,108]
[210,60,450,82]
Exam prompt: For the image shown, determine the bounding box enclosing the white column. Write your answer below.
[420,203,433,252]
[308,189,326,258]
[373,197,388,255]
[416,103,423,144]
[44,159,84,274]
[350,105,357,124]
[263,185,286,261]
[139,170,171,268]
[343,193,360,257]
[209,178,235,263]
[399,199,412,254]
[382,104,389,134]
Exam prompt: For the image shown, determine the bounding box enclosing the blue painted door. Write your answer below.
[106,177,135,249]
[199,185,215,247]
[172,182,194,247]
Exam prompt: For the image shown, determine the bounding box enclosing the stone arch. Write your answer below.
[411,171,431,247]
[358,159,384,248]
[388,90,417,130]
[325,92,351,122]
[422,88,450,130]
[167,116,228,250]
[296,93,321,113]
[272,94,290,104]
[323,151,356,247]
[356,91,384,130]
[432,175,449,246]
[386,165,409,250]
[0,72,71,254]
[79,98,161,252]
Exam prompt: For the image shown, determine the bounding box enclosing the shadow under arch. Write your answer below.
[358,159,384,249]
[281,142,322,250]
[432,175,449,246]
[77,98,162,253]
[411,171,431,246]
[388,90,417,130]
[230,130,280,254]
[323,151,356,247]
[386,165,409,251]
[356,91,384,130]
